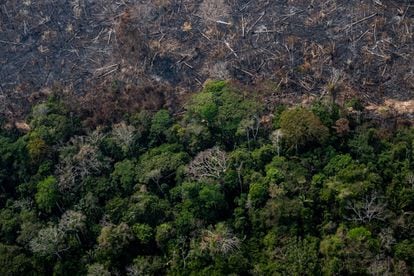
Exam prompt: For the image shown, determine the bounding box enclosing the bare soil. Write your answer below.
[1,0,413,119]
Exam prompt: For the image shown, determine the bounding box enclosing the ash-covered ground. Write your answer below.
[1,0,413,119]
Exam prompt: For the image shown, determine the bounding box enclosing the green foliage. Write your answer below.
[127,255,166,275]
[0,136,30,195]
[29,98,78,144]
[252,144,275,169]
[96,223,134,259]
[320,155,381,204]
[0,243,33,275]
[155,223,175,249]
[203,80,228,93]
[150,109,172,145]
[311,100,340,127]
[320,233,345,275]
[279,107,329,150]
[123,193,170,226]
[129,110,152,145]
[257,237,320,275]
[137,144,188,191]
[272,105,287,129]
[35,176,58,213]
[188,91,218,125]
[322,154,353,175]
[87,263,111,276]
[320,226,380,275]
[132,223,153,244]
[347,226,372,241]
[27,136,49,161]
[83,176,114,201]
[0,208,20,243]
[0,84,413,275]
[178,122,213,154]
[248,181,269,208]
[345,97,364,111]
[111,159,137,194]
[394,240,414,265]
[186,80,260,146]
[348,127,381,163]
[105,196,128,224]
[174,182,227,222]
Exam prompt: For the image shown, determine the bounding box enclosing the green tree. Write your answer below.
[0,136,30,195]
[155,223,175,249]
[137,144,188,194]
[123,193,170,226]
[150,109,172,145]
[111,159,137,194]
[127,256,166,275]
[394,239,414,269]
[0,243,33,275]
[185,80,260,146]
[311,100,339,128]
[319,155,381,206]
[87,263,111,276]
[96,223,134,261]
[279,107,329,151]
[0,208,20,243]
[132,223,153,244]
[35,176,58,213]
[27,136,49,162]
[248,180,269,208]
[187,85,219,125]
[320,226,380,275]
[173,182,227,222]
[29,97,78,144]
[343,227,379,274]
[258,236,320,275]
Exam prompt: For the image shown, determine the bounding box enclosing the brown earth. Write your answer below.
[367,99,414,116]
[1,0,413,120]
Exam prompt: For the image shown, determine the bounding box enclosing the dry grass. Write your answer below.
[198,0,231,22]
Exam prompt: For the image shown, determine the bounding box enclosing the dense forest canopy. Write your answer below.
[0,81,413,275]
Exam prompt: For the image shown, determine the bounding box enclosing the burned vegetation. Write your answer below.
[0,0,413,120]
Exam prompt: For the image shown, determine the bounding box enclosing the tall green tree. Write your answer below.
[35,176,59,213]
[279,107,329,151]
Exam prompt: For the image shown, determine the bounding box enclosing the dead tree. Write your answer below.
[111,122,136,153]
[59,210,86,233]
[345,192,387,223]
[59,210,86,242]
[56,130,110,193]
[238,115,261,149]
[200,223,240,255]
[187,147,228,182]
[29,226,68,259]
[270,129,283,156]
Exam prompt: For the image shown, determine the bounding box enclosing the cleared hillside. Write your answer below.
[1,0,413,119]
